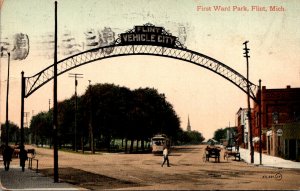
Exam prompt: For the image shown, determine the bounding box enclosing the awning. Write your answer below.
[267,130,273,136]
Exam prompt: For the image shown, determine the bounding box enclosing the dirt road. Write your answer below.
[11,145,300,190]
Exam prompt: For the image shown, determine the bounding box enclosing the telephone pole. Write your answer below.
[88,80,95,154]
[4,51,10,146]
[69,73,83,152]
[243,41,254,164]
[53,1,59,182]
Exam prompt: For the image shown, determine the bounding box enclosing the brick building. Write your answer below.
[270,122,300,161]
[252,85,300,161]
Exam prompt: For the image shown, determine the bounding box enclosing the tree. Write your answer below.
[213,128,227,143]
[1,121,20,144]
[176,130,205,145]
[187,131,205,144]
[57,97,82,149]
[30,83,183,153]
[30,112,52,147]
[213,127,237,145]
[81,84,182,152]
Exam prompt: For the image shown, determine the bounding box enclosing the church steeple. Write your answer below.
[187,115,191,132]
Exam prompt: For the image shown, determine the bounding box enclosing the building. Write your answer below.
[187,115,191,132]
[269,122,300,161]
[236,108,250,149]
[252,85,300,161]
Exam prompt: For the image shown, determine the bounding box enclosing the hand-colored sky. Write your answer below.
[0,0,299,139]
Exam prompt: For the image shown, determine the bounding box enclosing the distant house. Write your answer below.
[207,139,219,146]
[236,108,250,149]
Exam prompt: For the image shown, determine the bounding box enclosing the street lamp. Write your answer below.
[4,51,10,146]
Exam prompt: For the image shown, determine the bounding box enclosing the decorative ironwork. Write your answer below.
[24,44,258,102]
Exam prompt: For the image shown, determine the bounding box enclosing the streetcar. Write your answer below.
[151,134,170,154]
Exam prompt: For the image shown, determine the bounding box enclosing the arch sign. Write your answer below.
[120,25,177,47]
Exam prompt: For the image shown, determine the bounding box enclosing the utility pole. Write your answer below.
[88,80,94,154]
[69,73,83,152]
[53,1,59,183]
[24,112,30,128]
[5,52,10,146]
[243,41,254,164]
[259,79,262,165]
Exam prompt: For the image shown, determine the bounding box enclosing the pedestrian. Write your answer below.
[2,145,13,171]
[19,145,28,172]
[161,147,170,167]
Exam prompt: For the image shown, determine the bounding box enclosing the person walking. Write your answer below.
[19,145,28,172]
[161,147,170,167]
[2,145,13,171]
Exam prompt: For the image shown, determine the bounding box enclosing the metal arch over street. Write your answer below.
[23,24,258,102]
[24,44,258,101]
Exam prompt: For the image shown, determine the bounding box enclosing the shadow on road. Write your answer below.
[39,167,142,190]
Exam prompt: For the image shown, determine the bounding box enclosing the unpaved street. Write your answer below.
[11,145,300,190]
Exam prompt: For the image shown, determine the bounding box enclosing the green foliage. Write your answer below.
[176,130,205,145]
[213,128,226,143]
[213,127,237,143]
[29,83,184,152]
[30,111,52,146]
[1,121,20,144]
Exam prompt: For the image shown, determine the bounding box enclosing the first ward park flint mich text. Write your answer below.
[196,5,285,12]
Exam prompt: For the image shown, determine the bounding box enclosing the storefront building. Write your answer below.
[252,85,300,160]
[268,123,300,161]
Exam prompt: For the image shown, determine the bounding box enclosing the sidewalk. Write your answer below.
[239,148,300,169]
[0,165,85,191]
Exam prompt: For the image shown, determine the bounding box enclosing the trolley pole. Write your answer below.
[243,41,254,164]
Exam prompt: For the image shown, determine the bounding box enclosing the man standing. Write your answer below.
[161,147,170,167]
[2,145,13,171]
[19,145,28,172]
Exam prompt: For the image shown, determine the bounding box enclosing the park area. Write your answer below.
[7,145,300,190]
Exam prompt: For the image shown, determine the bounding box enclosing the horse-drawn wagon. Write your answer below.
[203,146,221,163]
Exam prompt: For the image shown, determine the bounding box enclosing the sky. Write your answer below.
[0,0,299,139]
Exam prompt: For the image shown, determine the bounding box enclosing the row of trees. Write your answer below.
[30,83,185,153]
